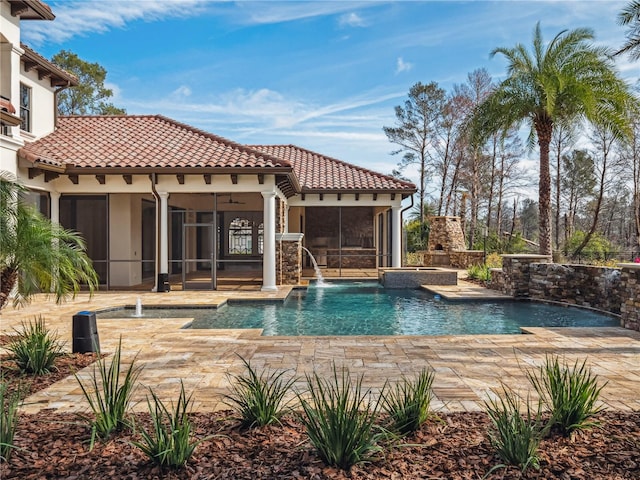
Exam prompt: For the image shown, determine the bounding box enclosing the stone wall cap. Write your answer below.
[618,262,640,270]
[500,254,552,259]
[276,233,304,242]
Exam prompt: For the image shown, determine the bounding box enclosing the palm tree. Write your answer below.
[0,176,98,309]
[616,1,640,59]
[472,23,637,256]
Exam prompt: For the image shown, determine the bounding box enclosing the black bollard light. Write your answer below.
[72,311,100,353]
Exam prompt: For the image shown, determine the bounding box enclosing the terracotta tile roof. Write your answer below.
[8,0,55,20]
[18,115,292,171]
[21,44,78,86]
[250,145,416,193]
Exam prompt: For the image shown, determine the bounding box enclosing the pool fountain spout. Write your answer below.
[301,247,327,286]
[133,297,143,317]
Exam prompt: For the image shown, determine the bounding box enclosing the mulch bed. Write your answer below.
[1,410,639,479]
[1,351,101,400]
[1,344,639,479]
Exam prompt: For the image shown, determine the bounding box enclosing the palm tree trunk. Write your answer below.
[0,266,17,310]
[535,117,553,256]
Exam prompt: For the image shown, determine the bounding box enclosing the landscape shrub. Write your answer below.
[297,364,385,470]
[467,263,491,282]
[223,356,296,428]
[75,337,142,448]
[6,316,64,375]
[133,381,204,469]
[381,368,434,436]
[526,355,606,436]
[0,379,20,462]
[485,385,547,473]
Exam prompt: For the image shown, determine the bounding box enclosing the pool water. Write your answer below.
[98,282,619,335]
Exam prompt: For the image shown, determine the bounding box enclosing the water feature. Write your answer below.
[301,246,328,286]
[97,282,619,335]
[133,297,143,318]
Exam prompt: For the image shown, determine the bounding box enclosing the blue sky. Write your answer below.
[22,1,640,189]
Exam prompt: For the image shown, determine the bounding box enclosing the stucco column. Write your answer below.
[157,191,170,292]
[49,191,61,293]
[262,191,277,292]
[391,206,402,267]
[49,191,60,224]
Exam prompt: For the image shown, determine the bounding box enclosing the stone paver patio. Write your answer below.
[2,283,639,415]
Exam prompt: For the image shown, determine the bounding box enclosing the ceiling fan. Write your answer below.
[217,193,245,205]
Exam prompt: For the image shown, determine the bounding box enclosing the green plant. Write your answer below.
[485,385,546,473]
[0,175,99,310]
[526,355,606,436]
[381,368,434,436]
[297,364,385,470]
[132,381,204,469]
[6,316,64,375]
[0,379,21,462]
[75,337,142,448]
[485,252,502,268]
[467,264,491,282]
[223,356,296,428]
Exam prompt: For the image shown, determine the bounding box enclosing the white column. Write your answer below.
[391,206,402,267]
[158,192,170,290]
[49,191,61,293]
[261,191,277,292]
[49,191,60,224]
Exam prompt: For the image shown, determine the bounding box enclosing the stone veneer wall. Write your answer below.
[449,250,484,269]
[620,264,640,331]
[276,234,302,285]
[427,216,466,252]
[490,256,640,330]
[497,255,552,298]
[528,264,622,314]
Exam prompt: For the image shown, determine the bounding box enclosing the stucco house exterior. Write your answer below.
[1,0,416,293]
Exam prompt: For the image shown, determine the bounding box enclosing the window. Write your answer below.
[20,83,31,132]
[228,217,253,254]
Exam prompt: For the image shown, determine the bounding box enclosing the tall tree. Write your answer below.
[550,124,575,249]
[384,82,446,238]
[619,117,640,249]
[0,176,99,309]
[616,1,640,59]
[561,150,597,239]
[471,23,637,256]
[51,50,126,115]
[573,126,623,257]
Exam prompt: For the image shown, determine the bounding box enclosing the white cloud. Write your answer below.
[21,0,208,44]
[104,82,122,101]
[172,85,193,98]
[338,12,366,28]
[395,57,413,74]
[124,86,404,144]
[234,2,376,26]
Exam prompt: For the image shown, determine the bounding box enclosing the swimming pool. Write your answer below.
[97,282,619,335]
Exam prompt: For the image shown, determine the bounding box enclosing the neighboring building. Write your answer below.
[1,0,416,293]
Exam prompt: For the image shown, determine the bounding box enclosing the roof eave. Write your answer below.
[61,165,294,175]
[21,45,79,87]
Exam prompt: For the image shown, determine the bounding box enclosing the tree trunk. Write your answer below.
[572,130,612,257]
[0,266,17,310]
[554,140,562,250]
[535,117,553,256]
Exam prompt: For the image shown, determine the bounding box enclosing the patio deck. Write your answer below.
[1,279,639,415]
